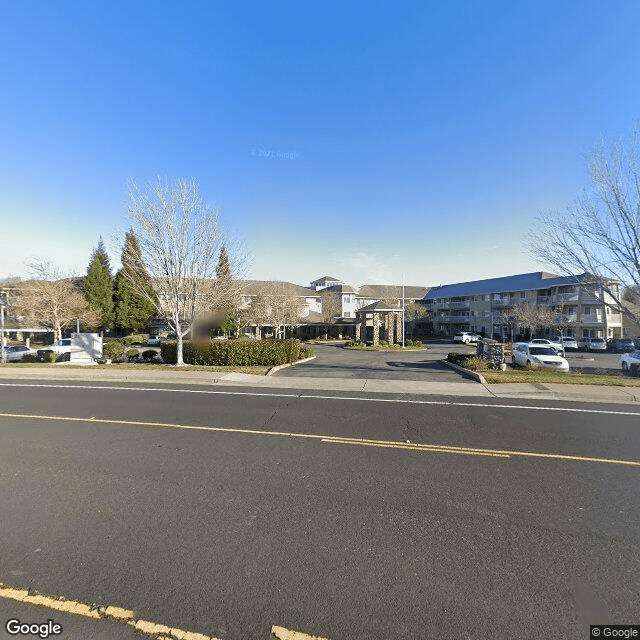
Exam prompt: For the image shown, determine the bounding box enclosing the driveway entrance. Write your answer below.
[273,342,477,382]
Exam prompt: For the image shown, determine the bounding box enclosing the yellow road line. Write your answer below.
[323,438,510,458]
[0,411,638,467]
[323,435,640,466]
[0,582,219,640]
[0,582,332,640]
[272,625,332,640]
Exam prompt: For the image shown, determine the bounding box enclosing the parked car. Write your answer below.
[558,336,578,351]
[1,345,37,362]
[453,332,480,344]
[620,350,640,373]
[37,338,72,357]
[634,338,640,350]
[147,336,161,346]
[608,338,636,353]
[511,342,570,372]
[579,337,607,351]
[529,338,564,353]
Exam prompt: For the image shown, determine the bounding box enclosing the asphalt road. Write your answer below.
[0,380,639,640]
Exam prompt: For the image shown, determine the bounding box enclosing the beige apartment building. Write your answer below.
[422,272,623,341]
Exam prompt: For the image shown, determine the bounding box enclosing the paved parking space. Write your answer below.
[275,342,478,382]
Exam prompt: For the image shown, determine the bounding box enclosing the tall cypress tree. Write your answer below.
[216,244,231,279]
[114,231,156,332]
[83,237,114,331]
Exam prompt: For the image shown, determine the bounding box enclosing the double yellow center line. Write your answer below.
[0,411,638,467]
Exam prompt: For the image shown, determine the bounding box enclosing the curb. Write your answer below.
[266,356,317,377]
[440,359,487,384]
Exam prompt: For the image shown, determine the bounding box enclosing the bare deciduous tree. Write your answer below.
[319,290,341,338]
[10,260,98,341]
[404,302,428,337]
[123,178,246,365]
[526,130,640,326]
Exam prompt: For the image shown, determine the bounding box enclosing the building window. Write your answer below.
[344,311,351,318]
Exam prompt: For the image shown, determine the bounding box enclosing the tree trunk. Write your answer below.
[175,321,185,366]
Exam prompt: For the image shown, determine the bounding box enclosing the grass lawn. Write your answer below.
[482,369,640,386]
[0,363,271,375]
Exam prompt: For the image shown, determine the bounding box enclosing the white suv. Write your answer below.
[580,337,607,351]
[453,332,480,344]
[38,338,72,355]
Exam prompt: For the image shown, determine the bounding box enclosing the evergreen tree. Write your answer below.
[114,230,156,332]
[83,237,114,331]
[216,244,231,279]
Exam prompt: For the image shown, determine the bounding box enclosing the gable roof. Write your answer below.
[311,276,341,284]
[423,272,595,299]
[239,280,316,296]
[357,300,402,313]
[320,284,358,294]
[358,284,430,300]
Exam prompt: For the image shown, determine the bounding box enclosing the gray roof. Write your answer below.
[311,276,341,284]
[321,284,358,294]
[423,272,594,299]
[240,280,316,296]
[357,300,402,313]
[358,284,429,300]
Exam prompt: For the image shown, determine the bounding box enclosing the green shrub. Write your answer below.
[123,334,149,346]
[346,340,366,347]
[160,339,305,366]
[103,339,126,359]
[126,349,140,360]
[142,349,157,361]
[46,351,57,363]
[300,346,314,359]
[447,352,490,371]
[405,339,422,347]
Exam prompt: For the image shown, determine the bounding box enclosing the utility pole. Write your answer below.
[401,275,405,348]
[0,292,6,364]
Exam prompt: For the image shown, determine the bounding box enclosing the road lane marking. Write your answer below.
[324,437,510,458]
[0,582,332,640]
[322,436,640,466]
[0,382,639,416]
[272,625,332,640]
[1,411,639,467]
[0,581,219,639]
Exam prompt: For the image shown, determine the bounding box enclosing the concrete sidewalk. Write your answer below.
[0,366,639,405]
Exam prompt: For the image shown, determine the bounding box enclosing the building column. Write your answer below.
[355,318,361,341]
[372,314,380,345]
[395,312,402,343]
[360,315,367,343]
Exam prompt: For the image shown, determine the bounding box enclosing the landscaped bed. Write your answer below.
[481,369,640,386]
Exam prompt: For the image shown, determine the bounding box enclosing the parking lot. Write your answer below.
[276,341,632,381]
[274,342,478,382]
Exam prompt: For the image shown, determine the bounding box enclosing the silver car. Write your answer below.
[1,345,37,362]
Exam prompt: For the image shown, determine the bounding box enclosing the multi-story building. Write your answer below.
[422,272,623,341]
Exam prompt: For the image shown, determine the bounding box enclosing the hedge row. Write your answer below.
[160,339,313,366]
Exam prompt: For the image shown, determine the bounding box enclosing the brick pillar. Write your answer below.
[373,314,380,345]
[395,312,402,344]
[355,319,361,341]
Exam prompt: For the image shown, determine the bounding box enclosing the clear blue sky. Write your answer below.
[2,1,639,287]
